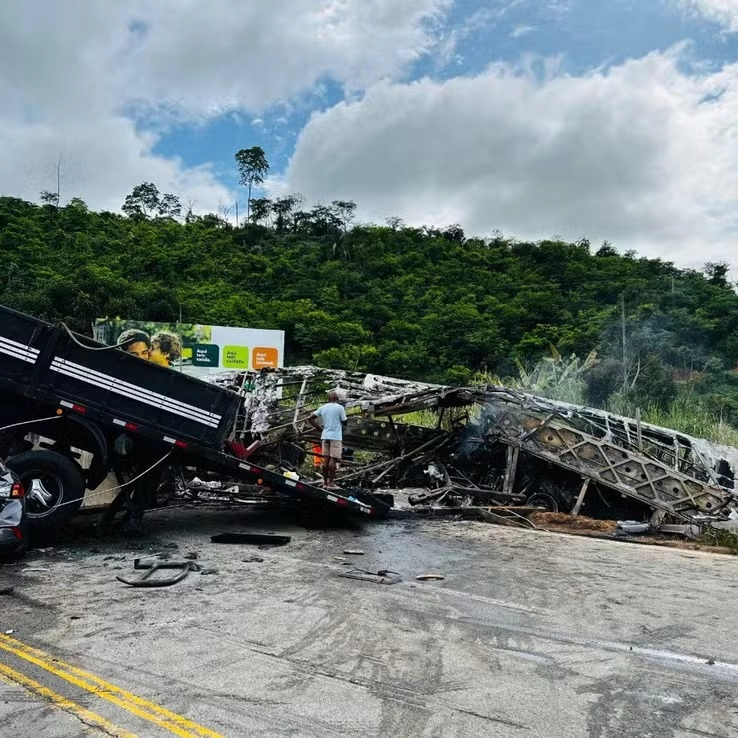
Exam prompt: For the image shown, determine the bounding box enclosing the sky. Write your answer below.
[1,0,738,267]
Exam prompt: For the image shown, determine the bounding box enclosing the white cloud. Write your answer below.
[0,0,448,211]
[283,50,738,265]
[129,0,451,117]
[682,0,738,31]
[511,24,536,38]
[0,117,231,215]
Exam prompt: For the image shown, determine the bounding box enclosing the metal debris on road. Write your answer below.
[416,574,445,581]
[338,568,401,585]
[342,549,365,555]
[116,559,201,587]
[211,532,291,546]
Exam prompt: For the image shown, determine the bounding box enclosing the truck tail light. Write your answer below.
[10,483,24,498]
[11,527,23,540]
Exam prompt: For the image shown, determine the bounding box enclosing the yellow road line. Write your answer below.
[0,635,224,738]
[0,660,137,738]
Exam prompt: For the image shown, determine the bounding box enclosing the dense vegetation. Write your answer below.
[2,190,738,438]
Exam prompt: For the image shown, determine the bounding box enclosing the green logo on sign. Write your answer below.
[192,344,220,367]
[223,345,249,369]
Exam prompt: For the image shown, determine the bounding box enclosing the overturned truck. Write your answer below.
[209,367,738,529]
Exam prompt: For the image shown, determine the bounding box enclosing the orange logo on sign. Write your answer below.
[253,347,279,369]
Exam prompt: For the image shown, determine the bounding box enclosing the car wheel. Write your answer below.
[6,450,85,530]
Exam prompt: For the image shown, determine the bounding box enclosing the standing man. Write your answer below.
[309,391,347,489]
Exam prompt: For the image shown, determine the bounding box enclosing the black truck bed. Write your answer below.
[0,304,385,519]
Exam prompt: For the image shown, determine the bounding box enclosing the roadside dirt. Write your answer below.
[529,512,735,556]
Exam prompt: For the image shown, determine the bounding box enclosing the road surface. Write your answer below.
[1,506,737,737]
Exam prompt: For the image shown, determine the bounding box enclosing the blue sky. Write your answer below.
[151,0,738,192]
[1,0,737,265]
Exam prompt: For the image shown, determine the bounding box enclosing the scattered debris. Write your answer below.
[211,533,291,546]
[184,552,199,560]
[338,568,401,585]
[199,568,219,575]
[416,574,445,581]
[343,549,365,555]
[4,630,15,634]
[21,567,50,574]
[616,521,650,534]
[530,512,616,533]
[242,556,264,563]
[116,559,201,588]
[0,587,14,596]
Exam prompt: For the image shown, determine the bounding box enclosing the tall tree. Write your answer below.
[331,200,357,233]
[122,183,181,220]
[235,147,269,223]
[158,193,182,219]
[704,261,730,288]
[272,194,297,233]
[40,190,60,209]
[122,182,161,219]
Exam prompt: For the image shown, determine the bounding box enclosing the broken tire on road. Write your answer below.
[7,450,85,530]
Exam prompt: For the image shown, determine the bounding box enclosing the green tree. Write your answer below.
[272,195,297,233]
[235,146,269,223]
[331,200,357,233]
[704,261,730,288]
[122,182,161,219]
[159,193,182,219]
[249,197,272,225]
[39,190,59,208]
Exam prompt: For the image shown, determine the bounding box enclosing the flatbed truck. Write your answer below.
[0,304,385,530]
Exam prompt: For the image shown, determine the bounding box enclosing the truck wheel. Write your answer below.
[526,492,559,513]
[7,450,86,529]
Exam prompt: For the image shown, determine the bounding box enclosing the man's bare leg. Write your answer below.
[326,457,337,487]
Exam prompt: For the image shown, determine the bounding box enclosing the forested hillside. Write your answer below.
[2,194,738,432]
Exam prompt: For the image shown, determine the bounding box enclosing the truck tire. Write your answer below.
[526,491,559,513]
[7,450,86,530]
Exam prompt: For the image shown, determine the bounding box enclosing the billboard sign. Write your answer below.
[94,319,284,377]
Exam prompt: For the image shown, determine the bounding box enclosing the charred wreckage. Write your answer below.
[3,301,735,544]
[207,366,738,533]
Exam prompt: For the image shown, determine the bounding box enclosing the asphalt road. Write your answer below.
[1,505,737,737]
